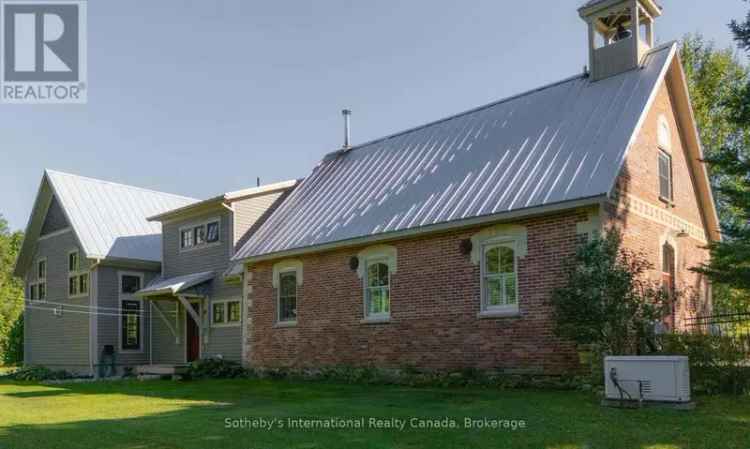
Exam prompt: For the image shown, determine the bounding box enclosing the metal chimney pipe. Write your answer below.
[342,109,352,149]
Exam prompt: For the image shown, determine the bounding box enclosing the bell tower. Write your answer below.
[579,0,662,81]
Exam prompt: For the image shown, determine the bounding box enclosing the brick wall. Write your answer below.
[245,209,590,374]
[606,80,712,326]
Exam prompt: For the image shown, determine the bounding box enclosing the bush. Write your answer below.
[658,333,750,395]
[7,365,73,381]
[2,315,23,366]
[186,358,247,379]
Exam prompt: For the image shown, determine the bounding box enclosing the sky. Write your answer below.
[0,0,747,231]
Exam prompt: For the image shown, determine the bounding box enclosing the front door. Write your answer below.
[186,304,200,362]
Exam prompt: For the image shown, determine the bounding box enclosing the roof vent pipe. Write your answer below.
[342,109,352,149]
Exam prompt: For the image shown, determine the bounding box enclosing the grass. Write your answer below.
[0,379,748,449]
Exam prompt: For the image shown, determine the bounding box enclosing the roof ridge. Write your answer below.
[322,72,587,161]
[45,169,198,202]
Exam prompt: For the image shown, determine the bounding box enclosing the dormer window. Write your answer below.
[180,218,220,251]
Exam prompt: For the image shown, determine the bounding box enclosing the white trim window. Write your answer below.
[67,250,89,298]
[31,258,47,301]
[277,270,298,323]
[212,300,241,327]
[364,258,390,320]
[180,218,220,251]
[119,272,144,352]
[658,149,673,202]
[481,241,518,313]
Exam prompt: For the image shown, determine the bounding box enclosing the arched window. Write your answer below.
[365,261,390,319]
[482,242,517,311]
[657,115,671,151]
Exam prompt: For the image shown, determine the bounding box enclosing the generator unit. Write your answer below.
[604,356,690,403]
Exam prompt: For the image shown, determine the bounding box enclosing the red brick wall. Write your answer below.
[606,80,712,325]
[245,210,590,374]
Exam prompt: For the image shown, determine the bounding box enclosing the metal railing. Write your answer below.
[683,312,750,338]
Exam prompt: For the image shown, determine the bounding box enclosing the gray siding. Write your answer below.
[161,209,242,362]
[23,230,91,375]
[150,299,185,364]
[95,266,158,372]
[40,196,69,236]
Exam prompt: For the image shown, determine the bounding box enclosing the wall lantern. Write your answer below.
[459,239,473,255]
[349,256,359,271]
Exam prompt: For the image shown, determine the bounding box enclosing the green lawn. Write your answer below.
[0,379,748,449]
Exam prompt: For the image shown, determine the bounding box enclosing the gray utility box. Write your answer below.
[604,356,690,403]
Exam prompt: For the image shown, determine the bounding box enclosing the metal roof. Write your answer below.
[46,170,197,262]
[233,43,677,262]
[136,271,215,297]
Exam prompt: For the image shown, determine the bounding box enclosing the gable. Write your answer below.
[40,196,69,236]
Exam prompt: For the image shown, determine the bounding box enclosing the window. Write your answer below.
[278,271,297,322]
[206,221,219,243]
[37,259,46,279]
[364,260,390,319]
[180,219,220,250]
[481,242,518,312]
[181,229,194,249]
[658,150,673,202]
[121,300,141,351]
[29,284,37,301]
[662,242,676,329]
[212,300,241,326]
[68,250,88,298]
[121,275,141,294]
[119,272,144,351]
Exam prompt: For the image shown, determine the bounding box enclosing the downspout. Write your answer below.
[89,258,101,378]
[149,302,153,366]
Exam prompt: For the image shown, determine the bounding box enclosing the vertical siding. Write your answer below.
[23,230,91,375]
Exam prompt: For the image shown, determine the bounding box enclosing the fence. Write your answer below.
[682,312,750,338]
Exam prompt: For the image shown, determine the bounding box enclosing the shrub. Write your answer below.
[2,316,23,366]
[551,231,674,356]
[8,365,73,381]
[658,333,750,395]
[186,358,247,379]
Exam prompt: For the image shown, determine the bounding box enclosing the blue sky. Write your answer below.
[1,0,747,231]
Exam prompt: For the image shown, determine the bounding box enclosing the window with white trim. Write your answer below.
[481,241,518,312]
[212,300,241,326]
[364,259,390,319]
[32,258,47,301]
[67,250,88,298]
[119,273,143,351]
[180,219,220,250]
[278,270,297,323]
[658,150,673,202]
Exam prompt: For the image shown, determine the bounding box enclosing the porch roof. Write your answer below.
[136,271,215,297]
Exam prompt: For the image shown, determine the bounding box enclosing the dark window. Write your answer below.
[278,271,297,322]
[658,150,673,201]
[121,300,141,350]
[69,276,78,296]
[206,221,219,243]
[37,259,46,279]
[212,303,225,324]
[79,274,89,295]
[194,225,206,245]
[38,283,46,300]
[68,252,79,272]
[662,242,676,328]
[121,275,141,294]
[29,284,37,300]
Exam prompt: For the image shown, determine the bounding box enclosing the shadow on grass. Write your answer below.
[1,379,749,449]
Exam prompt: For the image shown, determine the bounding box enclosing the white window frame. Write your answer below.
[179,217,221,252]
[67,250,89,299]
[118,271,145,353]
[480,239,520,316]
[658,149,673,203]
[211,299,242,327]
[37,257,47,280]
[33,257,47,301]
[363,257,391,321]
[277,268,298,324]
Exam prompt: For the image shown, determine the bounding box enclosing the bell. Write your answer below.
[614,24,632,41]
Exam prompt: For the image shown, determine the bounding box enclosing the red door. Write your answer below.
[186,307,200,362]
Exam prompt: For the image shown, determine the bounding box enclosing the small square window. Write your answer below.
[206,221,219,243]
[121,275,141,295]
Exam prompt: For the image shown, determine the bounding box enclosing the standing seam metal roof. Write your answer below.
[46,170,198,262]
[233,43,677,261]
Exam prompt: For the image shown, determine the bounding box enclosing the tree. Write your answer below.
[0,214,24,365]
[550,232,674,355]
[691,7,750,297]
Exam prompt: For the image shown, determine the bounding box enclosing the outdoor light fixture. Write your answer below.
[459,239,473,255]
[349,256,359,271]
